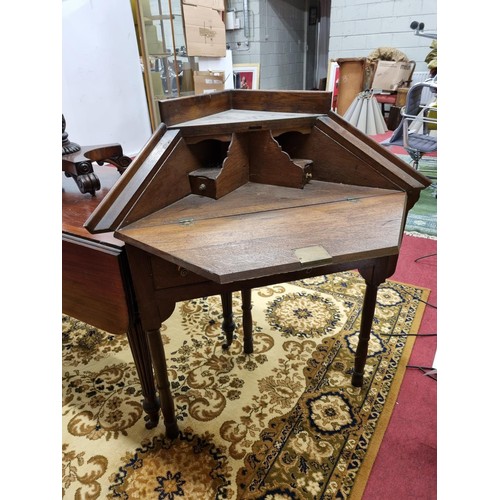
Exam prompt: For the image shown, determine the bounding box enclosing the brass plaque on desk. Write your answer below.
[294,245,332,266]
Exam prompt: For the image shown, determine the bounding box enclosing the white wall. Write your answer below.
[328,0,437,73]
[62,0,152,156]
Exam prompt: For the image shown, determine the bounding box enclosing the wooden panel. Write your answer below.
[117,184,406,284]
[63,163,129,334]
[62,238,129,334]
[122,181,399,229]
[231,90,332,114]
[62,163,123,246]
[158,90,332,129]
[280,116,431,196]
[147,253,392,308]
[188,133,250,199]
[84,128,184,233]
[119,139,199,224]
[264,123,431,195]
[212,133,249,198]
[158,91,232,127]
[322,112,431,188]
[336,58,372,116]
[248,131,307,188]
[149,255,208,290]
[168,110,320,137]
[293,126,403,189]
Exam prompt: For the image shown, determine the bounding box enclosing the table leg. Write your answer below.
[351,281,379,387]
[220,291,236,349]
[126,319,160,429]
[352,257,398,387]
[146,328,180,439]
[242,288,253,354]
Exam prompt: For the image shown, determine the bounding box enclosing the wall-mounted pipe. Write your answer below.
[243,0,250,38]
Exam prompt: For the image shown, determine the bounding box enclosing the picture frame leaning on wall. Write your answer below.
[233,64,260,90]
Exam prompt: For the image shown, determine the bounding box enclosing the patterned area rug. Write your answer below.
[401,155,437,239]
[62,271,428,499]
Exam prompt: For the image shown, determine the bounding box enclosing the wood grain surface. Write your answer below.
[117,182,405,283]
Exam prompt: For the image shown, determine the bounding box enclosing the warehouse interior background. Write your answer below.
[2,1,498,498]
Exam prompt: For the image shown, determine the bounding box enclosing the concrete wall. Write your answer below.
[226,0,437,90]
[259,0,306,89]
[226,0,306,90]
[328,0,437,73]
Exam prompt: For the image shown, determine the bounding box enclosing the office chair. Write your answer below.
[382,79,437,169]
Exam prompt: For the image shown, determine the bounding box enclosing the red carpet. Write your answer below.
[362,234,437,499]
[362,130,437,498]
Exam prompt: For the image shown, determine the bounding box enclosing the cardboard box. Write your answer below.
[194,71,225,94]
[197,49,235,89]
[371,61,414,91]
[182,0,225,10]
[183,4,226,57]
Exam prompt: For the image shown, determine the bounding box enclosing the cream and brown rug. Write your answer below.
[62,271,428,499]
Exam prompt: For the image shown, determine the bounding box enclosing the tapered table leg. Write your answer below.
[220,291,236,349]
[352,257,398,387]
[241,288,253,354]
[146,328,179,439]
[351,281,379,387]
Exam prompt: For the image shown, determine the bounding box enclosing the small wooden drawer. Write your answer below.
[150,255,208,290]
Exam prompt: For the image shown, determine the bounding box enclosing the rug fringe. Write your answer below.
[404,230,437,240]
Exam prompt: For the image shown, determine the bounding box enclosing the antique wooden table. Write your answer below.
[62,165,161,427]
[63,165,246,428]
[84,90,430,438]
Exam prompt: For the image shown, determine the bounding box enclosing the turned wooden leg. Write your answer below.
[241,288,253,354]
[126,319,160,429]
[351,281,379,387]
[146,328,179,439]
[220,291,236,349]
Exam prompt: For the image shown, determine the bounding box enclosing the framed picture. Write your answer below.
[325,60,340,111]
[326,60,340,95]
[233,64,260,90]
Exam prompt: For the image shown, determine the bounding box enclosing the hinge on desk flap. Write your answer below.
[294,245,332,265]
[178,218,194,226]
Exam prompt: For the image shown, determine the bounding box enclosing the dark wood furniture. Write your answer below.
[84,90,430,439]
[63,165,240,429]
[62,144,132,196]
[62,165,161,428]
[62,113,131,196]
[335,58,376,116]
